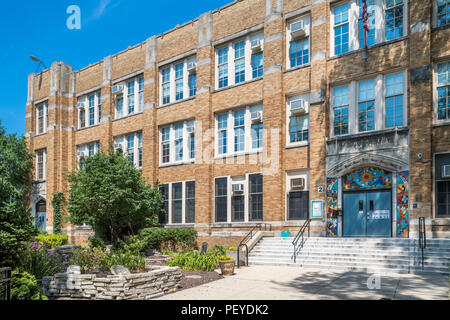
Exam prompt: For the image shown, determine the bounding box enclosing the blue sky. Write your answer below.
[0,0,231,135]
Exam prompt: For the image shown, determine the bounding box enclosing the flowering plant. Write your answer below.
[18,241,61,280]
[218,255,233,261]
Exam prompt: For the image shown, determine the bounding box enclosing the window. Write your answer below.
[287,17,310,69]
[36,102,48,135]
[114,132,143,168]
[436,154,450,217]
[215,178,228,223]
[218,47,229,89]
[249,174,263,221]
[89,95,95,126]
[160,58,196,105]
[437,0,450,27]
[215,174,263,223]
[216,32,263,89]
[358,0,375,48]
[78,90,101,128]
[216,105,263,157]
[385,0,404,41]
[288,191,309,220]
[36,149,46,180]
[290,38,309,68]
[98,92,102,122]
[159,120,195,166]
[437,61,450,121]
[251,52,263,79]
[385,72,404,127]
[77,142,100,169]
[358,78,375,132]
[334,3,350,55]
[287,95,309,145]
[333,85,349,136]
[160,181,195,224]
[114,76,144,119]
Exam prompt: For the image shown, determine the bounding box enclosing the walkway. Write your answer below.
[157,266,449,300]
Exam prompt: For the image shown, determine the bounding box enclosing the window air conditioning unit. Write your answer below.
[187,62,197,74]
[290,98,308,116]
[251,39,262,53]
[251,111,263,124]
[187,125,195,135]
[290,20,306,39]
[112,85,124,95]
[77,101,85,109]
[443,165,450,178]
[114,143,123,150]
[291,178,305,191]
[232,183,244,194]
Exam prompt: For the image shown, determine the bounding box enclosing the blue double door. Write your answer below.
[343,191,392,237]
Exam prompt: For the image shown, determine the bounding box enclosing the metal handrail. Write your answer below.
[0,267,12,301]
[418,217,427,270]
[237,223,272,268]
[292,219,311,263]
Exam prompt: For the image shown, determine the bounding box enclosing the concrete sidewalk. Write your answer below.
[157,266,449,300]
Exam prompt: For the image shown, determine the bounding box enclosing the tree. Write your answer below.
[0,120,38,268]
[67,149,163,244]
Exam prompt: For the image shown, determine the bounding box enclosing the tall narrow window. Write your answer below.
[288,190,309,220]
[138,133,143,168]
[231,187,245,222]
[385,72,404,127]
[215,178,228,222]
[436,154,450,217]
[218,47,229,88]
[333,85,349,136]
[290,38,309,67]
[80,109,86,129]
[185,181,195,223]
[162,68,171,104]
[234,40,246,84]
[172,183,183,224]
[385,0,404,41]
[189,73,197,97]
[127,135,135,165]
[89,95,95,126]
[188,121,195,160]
[88,144,95,157]
[175,63,184,101]
[218,113,228,155]
[251,52,263,78]
[249,174,263,221]
[36,150,45,180]
[127,80,135,114]
[37,104,45,134]
[174,123,183,161]
[358,78,375,132]
[437,61,450,121]
[97,92,102,122]
[334,3,349,55]
[289,115,309,143]
[116,97,124,118]
[138,77,144,112]
[437,0,450,27]
[358,0,375,48]
[159,184,169,224]
[234,109,245,152]
[251,106,263,149]
[162,127,171,164]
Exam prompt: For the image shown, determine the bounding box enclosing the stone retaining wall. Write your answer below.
[41,266,182,300]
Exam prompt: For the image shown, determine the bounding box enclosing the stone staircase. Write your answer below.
[248,237,450,275]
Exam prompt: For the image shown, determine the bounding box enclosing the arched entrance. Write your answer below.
[35,200,47,231]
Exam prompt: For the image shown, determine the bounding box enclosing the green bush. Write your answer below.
[11,270,48,300]
[34,234,68,248]
[138,228,198,252]
[88,236,106,250]
[71,248,102,274]
[167,250,219,272]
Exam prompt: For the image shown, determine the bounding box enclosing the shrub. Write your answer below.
[88,236,106,250]
[11,270,48,300]
[138,228,198,252]
[167,251,219,272]
[210,245,226,256]
[17,241,61,280]
[34,234,68,248]
[71,248,102,274]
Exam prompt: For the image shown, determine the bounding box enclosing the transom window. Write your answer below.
[216,105,263,157]
[160,181,196,225]
[160,58,196,105]
[114,76,144,119]
[437,61,450,121]
[159,120,195,166]
[114,132,143,168]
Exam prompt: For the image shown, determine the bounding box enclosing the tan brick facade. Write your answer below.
[25,0,450,246]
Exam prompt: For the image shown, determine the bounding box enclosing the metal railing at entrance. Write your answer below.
[292,219,311,263]
[0,267,12,301]
[418,217,427,270]
[237,223,272,268]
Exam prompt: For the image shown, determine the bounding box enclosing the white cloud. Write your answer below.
[91,0,112,19]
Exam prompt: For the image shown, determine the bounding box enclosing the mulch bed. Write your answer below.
[176,270,224,292]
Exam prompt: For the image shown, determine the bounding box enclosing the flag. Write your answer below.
[362,0,370,33]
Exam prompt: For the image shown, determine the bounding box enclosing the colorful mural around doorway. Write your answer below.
[396,171,409,238]
[343,168,392,190]
[326,177,339,237]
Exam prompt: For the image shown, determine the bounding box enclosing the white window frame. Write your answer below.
[114,132,143,168]
[77,142,100,168]
[330,70,407,137]
[78,90,101,129]
[161,180,196,225]
[285,170,310,221]
[330,84,350,137]
[214,173,262,224]
[215,105,263,158]
[114,75,144,119]
[215,32,264,90]
[330,0,407,57]
[159,57,196,106]
[286,94,310,148]
[36,101,48,135]
[35,149,47,181]
[159,120,195,167]
[286,15,311,70]
[433,0,450,27]
[434,60,450,124]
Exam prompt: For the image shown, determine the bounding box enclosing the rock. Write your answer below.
[67,265,81,274]
[110,265,131,275]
